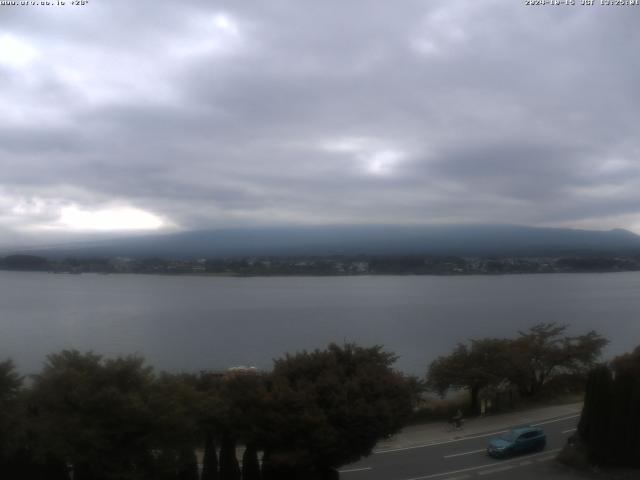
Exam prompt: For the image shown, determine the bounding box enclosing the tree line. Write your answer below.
[0,324,620,478]
[426,323,608,414]
[426,323,640,469]
[5,254,640,276]
[0,344,418,480]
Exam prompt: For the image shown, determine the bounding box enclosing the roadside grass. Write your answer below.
[408,393,468,424]
[408,391,584,426]
[508,392,584,413]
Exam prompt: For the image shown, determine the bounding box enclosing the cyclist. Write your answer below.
[450,409,463,430]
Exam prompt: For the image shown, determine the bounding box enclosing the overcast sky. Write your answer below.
[1,0,639,245]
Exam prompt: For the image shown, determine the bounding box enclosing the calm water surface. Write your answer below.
[1,271,639,375]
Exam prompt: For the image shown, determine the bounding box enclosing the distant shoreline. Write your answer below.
[2,268,639,278]
[2,252,640,277]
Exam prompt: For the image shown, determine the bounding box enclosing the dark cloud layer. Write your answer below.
[1,0,639,242]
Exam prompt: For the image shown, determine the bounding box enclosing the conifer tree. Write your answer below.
[241,444,260,480]
[156,449,179,480]
[577,365,612,464]
[177,448,199,480]
[609,346,640,467]
[0,359,23,475]
[577,346,640,467]
[201,433,219,480]
[219,432,241,480]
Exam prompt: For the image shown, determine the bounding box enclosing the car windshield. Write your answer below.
[499,430,519,442]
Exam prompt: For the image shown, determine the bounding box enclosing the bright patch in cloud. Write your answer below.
[0,33,39,68]
[57,206,165,231]
[410,4,470,57]
[169,12,244,58]
[321,137,406,176]
[321,137,369,154]
[213,14,240,36]
[364,150,404,175]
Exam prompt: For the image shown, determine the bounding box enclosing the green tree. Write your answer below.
[260,343,416,478]
[219,432,241,480]
[241,444,260,480]
[193,372,226,480]
[574,346,640,467]
[149,373,203,480]
[607,346,640,466]
[176,447,199,480]
[201,432,219,480]
[0,359,21,399]
[209,369,269,480]
[577,364,612,464]
[0,359,25,476]
[510,323,607,397]
[155,449,179,480]
[29,350,157,480]
[427,339,512,414]
[428,324,608,412]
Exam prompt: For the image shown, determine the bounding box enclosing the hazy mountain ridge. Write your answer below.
[11,224,640,259]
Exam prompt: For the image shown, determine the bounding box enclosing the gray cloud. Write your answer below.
[1,0,640,243]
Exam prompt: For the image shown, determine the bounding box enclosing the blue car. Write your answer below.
[487,426,546,458]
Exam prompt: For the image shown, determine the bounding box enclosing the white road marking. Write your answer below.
[442,475,471,480]
[531,414,580,427]
[376,414,579,454]
[444,448,486,459]
[338,467,372,474]
[478,465,515,475]
[400,448,561,480]
[375,430,508,454]
[536,455,556,462]
[373,430,507,455]
[519,460,532,466]
[562,428,577,434]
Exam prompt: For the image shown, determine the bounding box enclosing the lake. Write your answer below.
[1,271,639,375]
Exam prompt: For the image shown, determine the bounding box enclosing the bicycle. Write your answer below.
[446,417,465,432]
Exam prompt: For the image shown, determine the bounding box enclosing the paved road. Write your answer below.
[339,413,579,480]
